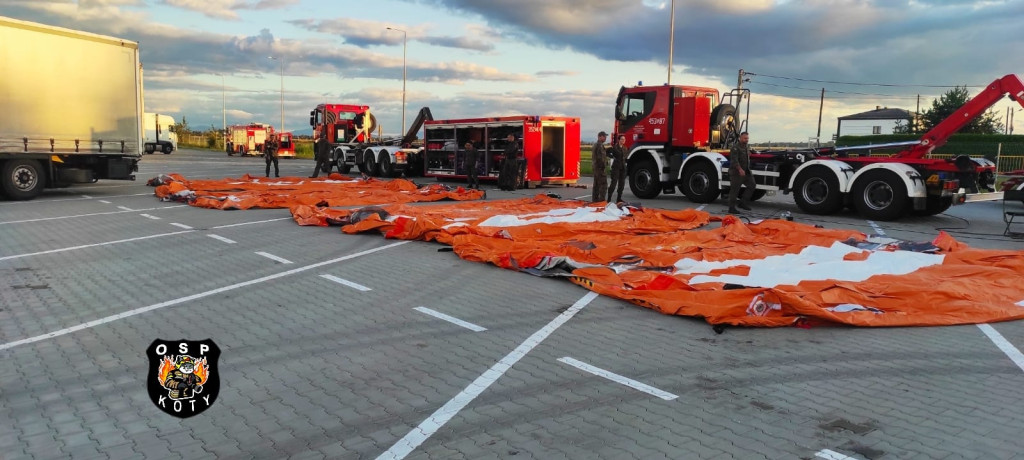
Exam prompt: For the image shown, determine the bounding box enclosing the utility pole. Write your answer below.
[386,27,408,136]
[817,88,825,138]
[1007,106,1011,135]
[735,69,746,134]
[915,94,921,134]
[222,75,226,149]
[667,0,676,85]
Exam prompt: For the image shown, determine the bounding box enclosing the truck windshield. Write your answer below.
[618,92,651,127]
[336,111,358,120]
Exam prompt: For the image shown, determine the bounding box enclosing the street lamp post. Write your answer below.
[268,56,284,132]
[221,74,226,149]
[386,27,407,137]
[667,0,676,85]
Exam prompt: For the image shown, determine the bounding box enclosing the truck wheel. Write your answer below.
[162,144,173,154]
[145,144,155,154]
[379,153,394,177]
[2,159,44,201]
[679,160,719,203]
[628,158,662,199]
[915,195,954,216]
[852,169,908,221]
[710,104,737,149]
[793,167,843,215]
[749,189,767,201]
[363,152,377,176]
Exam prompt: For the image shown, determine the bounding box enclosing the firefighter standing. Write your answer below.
[727,131,755,213]
[607,134,627,203]
[591,131,609,202]
[264,134,280,178]
[464,142,480,189]
[309,128,332,178]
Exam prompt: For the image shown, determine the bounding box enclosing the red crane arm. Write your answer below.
[898,74,1024,159]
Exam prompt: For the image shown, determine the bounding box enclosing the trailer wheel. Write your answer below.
[679,160,719,203]
[628,158,661,199]
[2,159,44,201]
[363,152,378,176]
[793,167,843,215]
[852,169,908,221]
[915,195,954,216]
[379,153,394,177]
[162,144,173,154]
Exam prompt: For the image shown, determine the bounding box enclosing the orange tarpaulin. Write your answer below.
[291,196,1024,327]
[149,173,484,210]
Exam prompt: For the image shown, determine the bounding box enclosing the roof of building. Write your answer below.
[839,107,913,121]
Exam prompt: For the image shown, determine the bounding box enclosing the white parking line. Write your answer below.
[320,274,372,292]
[0,241,409,351]
[207,234,237,244]
[117,206,133,212]
[866,220,886,236]
[0,193,149,206]
[212,217,292,229]
[80,195,92,199]
[99,200,111,204]
[170,223,193,229]
[255,251,293,264]
[978,324,1024,373]
[0,230,194,262]
[815,449,858,460]
[140,214,161,220]
[557,357,678,400]
[0,205,187,225]
[413,306,486,332]
[379,291,599,460]
[696,204,706,211]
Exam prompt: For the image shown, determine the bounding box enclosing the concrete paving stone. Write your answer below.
[286,450,326,460]
[100,442,145,460]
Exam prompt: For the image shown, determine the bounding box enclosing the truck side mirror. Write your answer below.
[309,116,314,127]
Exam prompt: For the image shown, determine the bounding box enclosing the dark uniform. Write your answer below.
[309,129,332,178]
[592,133,608,202]
[464,142,480,189]
[264,136,279,177]
[727,135,756,213]
[499,136,520,191]
[607,136,627,203]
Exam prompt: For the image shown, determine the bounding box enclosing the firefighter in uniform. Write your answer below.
[591,131,609,202]
[607,134,627,203]
[464,141,480,189]
[499,134,520,191]
[264,134,280,178]
[309,128,332,178]
[727,131,755,213]
[162,356,203,400]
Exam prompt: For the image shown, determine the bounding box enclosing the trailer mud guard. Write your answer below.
[850,162,927,199]
[788,159,855,193]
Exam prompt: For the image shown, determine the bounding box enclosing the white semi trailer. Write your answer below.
[0,16,143,200]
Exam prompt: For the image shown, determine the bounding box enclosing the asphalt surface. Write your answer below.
[2,148,1023,460]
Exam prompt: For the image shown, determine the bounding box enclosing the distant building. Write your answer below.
[836,106,913,137]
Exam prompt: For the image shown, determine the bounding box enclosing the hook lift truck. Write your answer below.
[617,70,1021,220]
[309,104,431,177]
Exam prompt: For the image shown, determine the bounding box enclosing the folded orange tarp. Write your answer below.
[150,173,484,209]
[295,197,1024,327]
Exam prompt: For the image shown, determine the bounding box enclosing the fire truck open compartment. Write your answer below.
[423,116,579,187]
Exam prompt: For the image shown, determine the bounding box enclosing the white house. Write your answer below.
[836,106,913,137]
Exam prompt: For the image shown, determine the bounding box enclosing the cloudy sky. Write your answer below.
[2,0,1023,142]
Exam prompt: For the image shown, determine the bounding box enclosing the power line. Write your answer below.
[745,72,982,88]
[748,81,935,100]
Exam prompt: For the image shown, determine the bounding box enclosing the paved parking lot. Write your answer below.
[2,148,1023,459]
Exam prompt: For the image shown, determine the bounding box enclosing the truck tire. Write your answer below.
[2,159,44,201]
[852,169,908,221]
[710,104,737,149]
[363,152,377,176]
[145,144,155,154]
[793,166,843,215]
[914,195,954,216]
[379,153,394,177]
[162,144,173,154]
[679,160,719,203]
[628,158,662,199]
[750,189,767,201]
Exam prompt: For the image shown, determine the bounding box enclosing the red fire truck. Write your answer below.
[226,123,271,156]
[617,71,1020,220]
[309,104,422,176]
[275,131,295,158]
[423,115,580,187]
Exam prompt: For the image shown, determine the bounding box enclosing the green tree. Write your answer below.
[173,116,190,137]
[921,86,1003,134]
[892,118,914,134]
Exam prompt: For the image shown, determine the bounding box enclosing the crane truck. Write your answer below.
[309,104,428,177]
[617,71,1017,220]
[0,16,142,201]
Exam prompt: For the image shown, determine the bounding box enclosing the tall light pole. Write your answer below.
[667,0,676,85]
[221,74,226,148]
[387,27,407,136]
[268,56,284,132]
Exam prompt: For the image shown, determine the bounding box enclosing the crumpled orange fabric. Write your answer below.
[294,196,1024,327]
[151,173,484,209]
